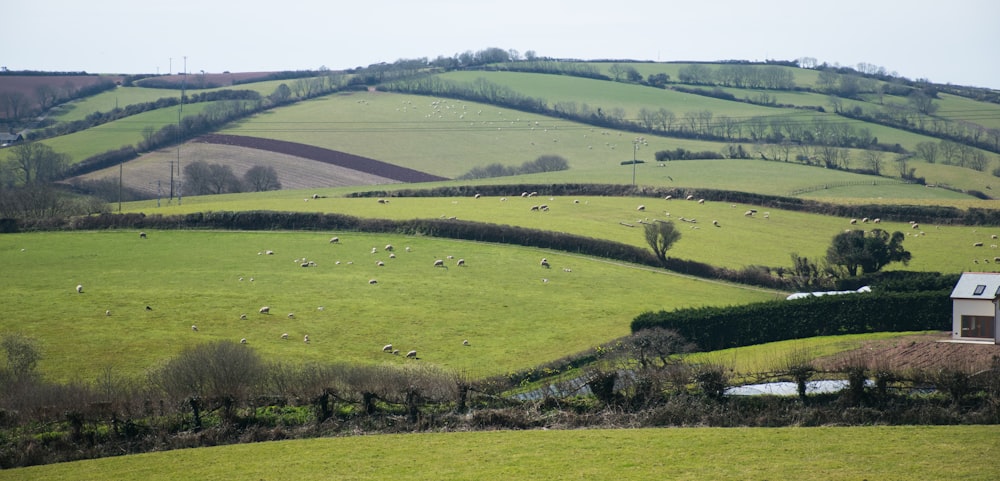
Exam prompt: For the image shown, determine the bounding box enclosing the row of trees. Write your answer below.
[182,161,281,195]
[457,154,569,180]
[0,77,117,127]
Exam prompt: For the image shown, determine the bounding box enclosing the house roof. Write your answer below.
[950,272,1000,300]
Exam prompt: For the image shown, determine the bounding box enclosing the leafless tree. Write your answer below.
[244,165,281,192]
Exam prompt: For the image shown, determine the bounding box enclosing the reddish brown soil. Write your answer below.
[196,134,447,183]
[815,333,1000,373]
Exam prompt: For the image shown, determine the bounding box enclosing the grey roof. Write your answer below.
[950,272,1000,300]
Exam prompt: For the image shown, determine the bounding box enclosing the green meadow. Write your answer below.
[2,426,994,481]
[121,192,995,274]
[0,229,777,382]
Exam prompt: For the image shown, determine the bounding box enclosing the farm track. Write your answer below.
[196,134,448,183]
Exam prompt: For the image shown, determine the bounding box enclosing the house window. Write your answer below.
[960,315,995,338]
[973,284,987,295]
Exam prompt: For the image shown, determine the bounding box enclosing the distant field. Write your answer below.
[3,426,994,481]
[121,190,995,274]
[0,230,777,382]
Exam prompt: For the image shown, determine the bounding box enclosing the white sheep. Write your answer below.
[873,218,880,223]
[392,349,400,355]
[288,313,295,318]
[389,253,396,259]
[540,258,550,268]
[329,236,340,244]
[457,258,465,266]
[105,310,111,317]
[636,205,646,211]
[376,260,385,267]
[383,344,393,352]
[385,244,394,252]
[259,306,270,314]
[303,335,310,343]
[406,350,417,358]
[191,325,198,331]
[240,338,247,344]
[462,339,470,346]
[281,333,289,340]
[712,220,720,227]
[371,247,378,254]
[240,314,247,320]
[433,259,445,267]
[405,246,412,252]
[265,250,274,255]
[139,231,147,239]
[369,279,378,284]
[850,219,858,225]
[377,198,388,204]
[76,284,83,294]
[697,199,705,204]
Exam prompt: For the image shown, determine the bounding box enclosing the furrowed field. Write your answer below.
[0,229,777,382]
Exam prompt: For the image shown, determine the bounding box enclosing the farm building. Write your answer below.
[950,272,1000,343]
[0,132,23,146]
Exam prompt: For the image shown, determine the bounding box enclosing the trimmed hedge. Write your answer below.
[631,290,951,352]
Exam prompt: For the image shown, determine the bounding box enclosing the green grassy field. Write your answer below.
[0,229,778,382]
[120,191,995,274]
[3,426,995,481]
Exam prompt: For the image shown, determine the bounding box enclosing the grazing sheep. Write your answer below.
[637,205,646,211]
[873,218,880,223]
[383,344,393,352]
[281,333,289,340]
[539,204,549,211]
[850,219,858,225]
[433,259,445,267]
[371,247,378,254]
[457,258,465,267]
[377,198,388,204]
[474,193,481,199]
[744,210,755,217]
[288,313,295,318]
[530,205,540,211]
[139,231,147,239]
[369,279,378,284]
[240,338,247,344]
[974,242,984,247]
[573,199,580,204]
[405,246,412,252]
[105,310,111,316]
[191,325,198,331]
[406,350,417,358]
[540,258,550,268]
[330,236,340,243]
[376,261,385,267]
[463,339,470,346]
[240,314,247,320]
[764,212,770,219]
[993,235,998,240]
[861,217,869,223]
[389,253,396,259]
[385,244,394,252]
[259,306,270,314]
[686,195,695,200]
[697,199,705,204]
[146,305,153,311]
[911,223,920,229]
[664,195,672,200]
[712,220,720,227]
[392,349,400,355]
[76,284,83,293]
[265,250,275,255]
[303,335,310,343]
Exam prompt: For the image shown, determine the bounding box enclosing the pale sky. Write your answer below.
[4,0,998,89]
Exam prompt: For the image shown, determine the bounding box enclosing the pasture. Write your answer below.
[2,426,994,481]
[0,230,777,382]
[120,192,994,274]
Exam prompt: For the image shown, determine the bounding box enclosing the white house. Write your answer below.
[949,272,1000,343]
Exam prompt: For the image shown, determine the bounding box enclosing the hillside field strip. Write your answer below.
[2,426,994,481]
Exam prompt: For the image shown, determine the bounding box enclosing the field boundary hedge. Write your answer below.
[349,183,1000,226]
[631,290,951,351]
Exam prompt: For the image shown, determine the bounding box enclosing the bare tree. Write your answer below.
[863,150,884,175]
[244,165,281,192]
[914,141,939,163]
[644,220,681,265]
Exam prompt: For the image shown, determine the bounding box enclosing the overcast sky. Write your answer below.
[4,0,998,89]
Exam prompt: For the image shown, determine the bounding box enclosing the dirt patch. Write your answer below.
[814,332,1000,373]
[196,134,447,183]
